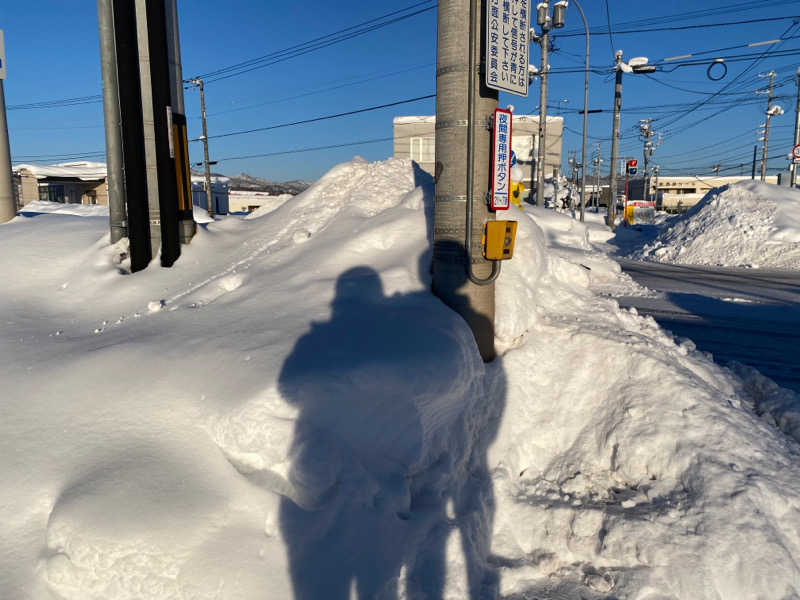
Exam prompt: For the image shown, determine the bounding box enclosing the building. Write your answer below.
[13,162,110,207]
[392,114,563,199]
[227,190,293,213]
[628,175,779,212]
[191,174,230,215]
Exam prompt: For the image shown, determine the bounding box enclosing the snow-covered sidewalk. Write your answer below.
[1,159,799,599]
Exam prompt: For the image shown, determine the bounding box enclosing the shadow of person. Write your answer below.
[277,165,507,598]
[278,267,434,599]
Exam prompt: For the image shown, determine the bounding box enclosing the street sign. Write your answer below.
[485,0,529,97]
[792,144,800,160]
[0,31,6,80]
[491,108,513,210]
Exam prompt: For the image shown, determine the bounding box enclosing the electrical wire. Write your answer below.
[190,2,436,84]
[200,94,436,141]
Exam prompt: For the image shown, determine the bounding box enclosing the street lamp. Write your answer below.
[607,53,655,229]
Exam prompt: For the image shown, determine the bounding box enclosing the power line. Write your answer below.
[7,95,102,111]
[559,0,800,36]
[216,136,395,162]
[198,62,434,119]
[603,0,615,58]
[191,1,436,84]
[556,14,800,38]
[200,93,435,141]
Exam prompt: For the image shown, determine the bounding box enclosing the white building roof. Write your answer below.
[393,114,563,125]
[13,161,108,181]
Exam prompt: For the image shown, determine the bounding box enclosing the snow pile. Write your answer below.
[631,181,800,268]
[17,200,111,218]
[1,157,799,599]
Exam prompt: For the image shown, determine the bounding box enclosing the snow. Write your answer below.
[630,181,800,269]
[13,161,108,181]
[17,200,111,218]
[1,157,800,599]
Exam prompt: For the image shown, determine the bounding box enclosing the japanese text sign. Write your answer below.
[491,108,513,210]
[486,0,529,96]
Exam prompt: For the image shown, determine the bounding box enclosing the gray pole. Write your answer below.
[0,80,14,224]
[432,0,497,362]
[573,0,589,222]
[97,0,128,243]
[193,78,214,218]
[643,143,650,203]
[165,0,196,242]
[535,30,549,206]
[760,70,775,182]
[134,0,162,259]
[607,50,623,229]
[791,67,800,187]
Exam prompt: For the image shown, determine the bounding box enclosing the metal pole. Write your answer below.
[752,144,757,179]
[433,0,497,362]
[134,0,163,260]
[791,67,800,187]
[572,0,589,222]
[165,0,196,242]
[607,50,623,229]
[535,30,549,205]
[760,70,775,182]
[97,0,128,243]
[0,79,14,224]
[194,78,214,218]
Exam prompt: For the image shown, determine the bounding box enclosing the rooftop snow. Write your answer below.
[13,161,108,181]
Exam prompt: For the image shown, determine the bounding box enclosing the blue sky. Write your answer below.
[2,0,800,181]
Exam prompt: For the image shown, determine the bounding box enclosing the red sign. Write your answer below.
[491,108,513,210]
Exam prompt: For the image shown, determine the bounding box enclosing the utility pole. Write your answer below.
[791,67,800,187]
[592,142,602,210]
[97,1,128,243]
[751,144,757,179]
[652,165,659,205]
[189,77,214,217]
[533,16,550,206]
[607,50,623,229]
[639,119,652,203]
[432,0,498,361]
[0,30,15,224]
[759,70,776,182]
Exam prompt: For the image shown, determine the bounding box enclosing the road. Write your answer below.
[615,259,800,394]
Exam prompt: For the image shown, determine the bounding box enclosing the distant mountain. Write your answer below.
[190,169,312,195]
[226,173,312,195]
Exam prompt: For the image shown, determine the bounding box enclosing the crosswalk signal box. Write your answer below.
[483,221,518,260]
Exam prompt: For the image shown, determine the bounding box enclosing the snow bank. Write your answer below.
[630,181,800,268]
[17,200,110,218]
[1,158,799,599]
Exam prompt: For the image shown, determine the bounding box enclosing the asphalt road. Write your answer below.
[615,259,800,394]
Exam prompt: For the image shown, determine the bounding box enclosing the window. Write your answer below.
[410,137,435,163]
[39,184,65,203]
